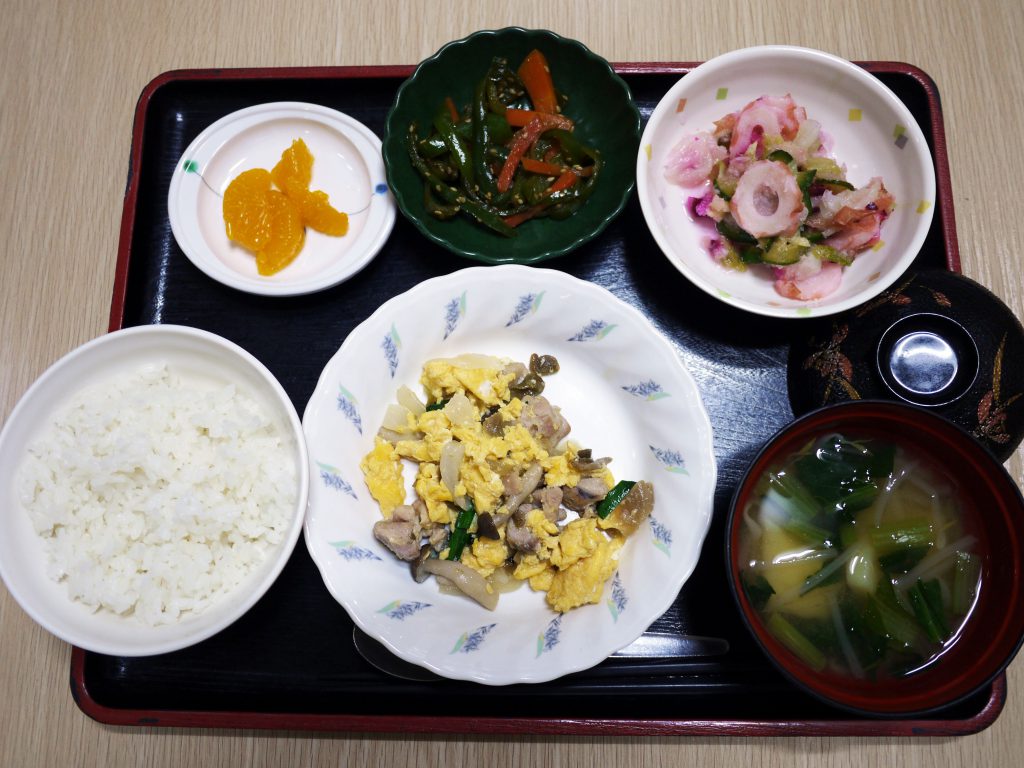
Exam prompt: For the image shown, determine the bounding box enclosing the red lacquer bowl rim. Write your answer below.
[727,400,1024,717]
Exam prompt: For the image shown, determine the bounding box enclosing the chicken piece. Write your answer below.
[534,485,565,523]
[506,506,542,553]
[519,395,570,451]
[372,504,422,561]
[561,477,611,512]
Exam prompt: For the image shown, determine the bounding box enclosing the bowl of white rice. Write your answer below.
[0,325,308,656]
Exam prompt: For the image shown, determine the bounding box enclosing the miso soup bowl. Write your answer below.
[726,401,1024,717]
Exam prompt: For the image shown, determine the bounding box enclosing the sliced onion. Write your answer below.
[382,403,412,431]
[443,391,476,426]
[378,427,407,443]
[396,385,426,415]
[439,440,464,497]
[423,558,499,610]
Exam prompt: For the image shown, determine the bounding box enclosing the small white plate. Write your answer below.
[168,102,396,296]
[302,265,718,685]
[637,46,936,319]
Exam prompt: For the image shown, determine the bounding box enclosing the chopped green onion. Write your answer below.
[596,480,636,519]
[868,520,933,556]
[425,398,450,412]
[908,579,946,643]
[952,552,980,615]
[741,571,775,611]
[446,500,477,561]
[767,613,827,671]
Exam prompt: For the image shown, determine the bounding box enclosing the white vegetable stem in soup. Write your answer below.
[738,433,980,679]
[360,353,654,613]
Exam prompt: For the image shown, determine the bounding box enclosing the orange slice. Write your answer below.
[298,189,349,236]
[222,168,274,251]
[255,191,305,276]
[271,138,314,198]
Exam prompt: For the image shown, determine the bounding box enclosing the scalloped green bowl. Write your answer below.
[383,28,641,264]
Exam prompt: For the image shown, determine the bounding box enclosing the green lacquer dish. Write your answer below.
[383,27,641,264]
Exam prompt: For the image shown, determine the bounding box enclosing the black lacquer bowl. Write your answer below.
[788,268,1024,461]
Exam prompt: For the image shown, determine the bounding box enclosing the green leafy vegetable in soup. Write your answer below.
[739,434,981,679]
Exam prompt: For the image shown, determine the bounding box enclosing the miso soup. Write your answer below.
[738,433,981,680]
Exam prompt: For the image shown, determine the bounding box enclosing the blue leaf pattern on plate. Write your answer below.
[649,445,688,474]
[317,462,359,499]
[329,540,382,561]
[650,516,673,556]
[336,385,363,434]
[606,571,628,621]
[536,615,562,657]
[568,320,617,342]
[622,380,670,400]
[381,324,401,377]
[506,291,545,327]
[377,600,432,620]
[443,291,467,340]
[451,623,497,654]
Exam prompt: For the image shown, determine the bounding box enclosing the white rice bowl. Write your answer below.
[0,325,309,656]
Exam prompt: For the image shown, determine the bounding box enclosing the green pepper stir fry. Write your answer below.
[406,49,601,236]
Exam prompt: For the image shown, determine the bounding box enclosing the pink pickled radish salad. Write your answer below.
[664,95,895,301]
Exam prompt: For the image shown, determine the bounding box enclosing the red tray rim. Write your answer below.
[84,62,990,737]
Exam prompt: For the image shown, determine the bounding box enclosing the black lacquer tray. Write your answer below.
[71,63,1004,736]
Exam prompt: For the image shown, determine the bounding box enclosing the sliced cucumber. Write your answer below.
[716,216,757,245]
[763,236,807,265]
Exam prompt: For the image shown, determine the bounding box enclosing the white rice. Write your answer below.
[16,364,297,626]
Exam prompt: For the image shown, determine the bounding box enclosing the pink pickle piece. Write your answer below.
[774,257,843,300]
[664,131,727,187]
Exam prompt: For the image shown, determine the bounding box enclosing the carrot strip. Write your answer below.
[503,205,547,228]
[521,158,565,176]
[444,97,459,123]
[547,170,579,195]
[517,49,558,114]
[505,108,572,130]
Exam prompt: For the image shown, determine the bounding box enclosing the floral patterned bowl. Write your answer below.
[636,46,936,319]
[301,265,717,684]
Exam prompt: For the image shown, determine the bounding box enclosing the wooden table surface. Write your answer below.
[2,0,1023,764]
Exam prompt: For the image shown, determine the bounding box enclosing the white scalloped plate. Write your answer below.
[302,265,717,685]
[168,102,395,296]
[637,46,936,319]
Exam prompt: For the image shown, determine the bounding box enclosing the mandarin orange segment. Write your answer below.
[271,138,314,198]
[298,190,350,236]
[223,138,349,277]
[222,168,274,251]
[255,191,305,276]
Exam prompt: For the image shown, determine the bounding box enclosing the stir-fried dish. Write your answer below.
[360,353,654,613]
[738,434,980,679]
[405,49,601,236]
[665,95,895,300]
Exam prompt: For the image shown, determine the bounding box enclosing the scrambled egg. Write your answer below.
[360,356,644,614]
[360,438,404,517]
